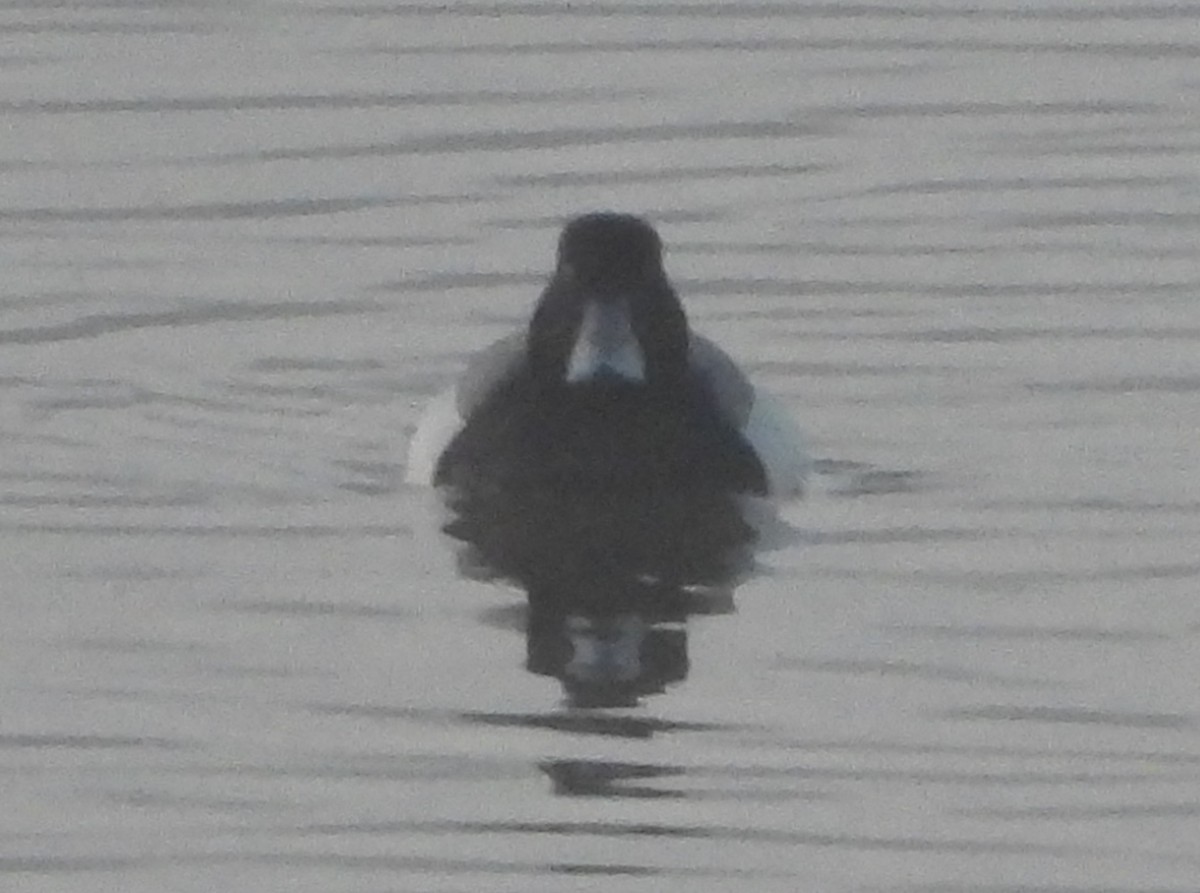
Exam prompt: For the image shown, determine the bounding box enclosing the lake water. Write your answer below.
[3,1,1200,890]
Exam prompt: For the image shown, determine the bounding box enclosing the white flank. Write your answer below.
[404,385,463,486]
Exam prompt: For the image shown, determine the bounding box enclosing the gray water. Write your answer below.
[4,1,1200,890]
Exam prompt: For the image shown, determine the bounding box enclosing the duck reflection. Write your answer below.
[541,759,685,798]
[444,484,763,707]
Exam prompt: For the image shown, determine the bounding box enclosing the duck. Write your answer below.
[405,212,808,498]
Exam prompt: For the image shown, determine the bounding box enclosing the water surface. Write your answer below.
[3,1,1200,890]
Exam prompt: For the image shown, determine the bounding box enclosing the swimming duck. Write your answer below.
[405,212,807,498]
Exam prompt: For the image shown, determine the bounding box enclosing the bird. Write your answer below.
[405,212,807,499]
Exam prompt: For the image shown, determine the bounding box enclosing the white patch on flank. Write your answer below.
[743,390,810,499]
[405,333,527,487]
[404,385,462,486]
[690,333,808,499]
[566,300,645,384]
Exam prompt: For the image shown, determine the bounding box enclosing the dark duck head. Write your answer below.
[528,212,687,391]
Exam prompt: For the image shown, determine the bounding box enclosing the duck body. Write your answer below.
[405,213,807,499]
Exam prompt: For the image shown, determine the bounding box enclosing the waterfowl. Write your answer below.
[405,212,807,498]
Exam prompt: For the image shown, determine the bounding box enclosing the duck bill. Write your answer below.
[565,299,646,384]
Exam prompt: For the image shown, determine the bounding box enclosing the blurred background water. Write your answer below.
[3,1,1200,890]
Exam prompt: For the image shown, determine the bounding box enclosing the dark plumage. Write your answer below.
[406,212,807,498]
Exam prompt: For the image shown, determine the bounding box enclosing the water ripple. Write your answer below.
[194,119,829,164]
[942,706,1192,730]
[317,2,1200,22]
[0,195,450,223]
[0,87,641,115]
[0,733,186,749]
[293,817,1087,856]
[0,299,387,345]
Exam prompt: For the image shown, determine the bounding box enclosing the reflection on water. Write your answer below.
[443,481,770,707]
[544,759,686,799]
